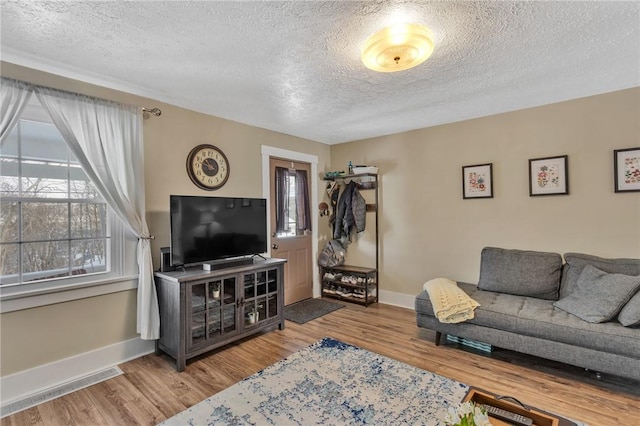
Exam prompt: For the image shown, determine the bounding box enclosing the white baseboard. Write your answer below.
[378,290,415,310]
[0,337,155,406]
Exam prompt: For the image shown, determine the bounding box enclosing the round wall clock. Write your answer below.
[186,144,230,190]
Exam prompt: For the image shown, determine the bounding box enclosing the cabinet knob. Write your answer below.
[272,243,279,250]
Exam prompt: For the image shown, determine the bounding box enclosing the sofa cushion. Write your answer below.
[560,253,640,299]
[553,265,640,323]
[618,291,640,327]
[516,297,640,359]
[478,247,562,300]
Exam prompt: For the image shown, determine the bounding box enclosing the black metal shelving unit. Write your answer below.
[321,172,379,306]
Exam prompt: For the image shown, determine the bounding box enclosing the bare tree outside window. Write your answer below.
[0,114,109,286]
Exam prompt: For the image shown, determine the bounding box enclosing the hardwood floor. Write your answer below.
[3,302,639,425]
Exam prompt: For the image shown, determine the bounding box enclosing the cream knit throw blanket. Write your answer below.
[423,278,480,323]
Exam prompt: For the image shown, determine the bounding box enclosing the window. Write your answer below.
[279,172,299,237]
[0,100,112,287]
[274,166,311,238]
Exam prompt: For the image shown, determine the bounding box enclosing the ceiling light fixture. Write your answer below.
[361,23,434,73]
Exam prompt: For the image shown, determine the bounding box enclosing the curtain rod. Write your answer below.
[2,76,162,119]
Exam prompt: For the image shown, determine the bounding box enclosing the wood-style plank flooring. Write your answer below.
[2,302,639,425]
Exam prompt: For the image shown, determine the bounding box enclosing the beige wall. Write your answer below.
[0,62,330,376]
[143,103,330,268]
[0,291,138,374]
[331,88,640,295]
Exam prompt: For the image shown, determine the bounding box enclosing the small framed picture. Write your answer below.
[614,147,640,193]
[529,155,568,196]
[462,163,493,199]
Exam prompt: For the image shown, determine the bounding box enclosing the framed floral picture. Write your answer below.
[529,155,568,196]
[462,163,493,199]
[614,147,640,193]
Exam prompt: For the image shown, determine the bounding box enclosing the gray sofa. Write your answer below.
[415,247,640,381]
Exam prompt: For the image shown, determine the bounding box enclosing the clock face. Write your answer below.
[186,144,230,190]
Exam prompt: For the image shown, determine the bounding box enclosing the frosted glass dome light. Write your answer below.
[361,23,435,72]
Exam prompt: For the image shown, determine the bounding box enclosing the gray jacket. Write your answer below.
[333,181,366,241]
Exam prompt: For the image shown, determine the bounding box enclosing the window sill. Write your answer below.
[0,274,139,313]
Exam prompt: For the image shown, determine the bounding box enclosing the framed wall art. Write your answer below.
[529,155,568,196]
[462,163,493,199]
[614,147,640,193]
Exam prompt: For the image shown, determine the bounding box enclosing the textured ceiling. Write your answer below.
[2,1,639,145]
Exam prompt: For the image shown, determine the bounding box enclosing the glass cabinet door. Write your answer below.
[266,268,279,319]
[189,276,237,349]
[190,282,208,347]
[214,277,237,337]
[243,268,279,326]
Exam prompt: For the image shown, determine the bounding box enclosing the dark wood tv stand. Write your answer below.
[154,258,286,371]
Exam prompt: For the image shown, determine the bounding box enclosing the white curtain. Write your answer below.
[35,88,160,340]
[0,77,33,146]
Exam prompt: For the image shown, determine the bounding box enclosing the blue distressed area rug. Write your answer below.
[160,338,466,425]
[158,338,584,425]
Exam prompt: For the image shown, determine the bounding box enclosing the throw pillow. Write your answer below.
[553,264,640,323]
[560,253,640,299]
[618,291,640,327]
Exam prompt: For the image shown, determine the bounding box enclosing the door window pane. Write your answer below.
[283,174,297,236]
[274,166,311,238]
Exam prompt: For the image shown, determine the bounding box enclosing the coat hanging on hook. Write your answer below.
[333,181,366,244]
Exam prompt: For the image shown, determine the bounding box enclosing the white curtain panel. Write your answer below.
[0,77,33,146]
[36,88,160,340]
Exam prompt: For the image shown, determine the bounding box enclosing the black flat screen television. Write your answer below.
[170,195,268,266]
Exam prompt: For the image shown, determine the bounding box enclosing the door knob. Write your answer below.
[272,244,279,249]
